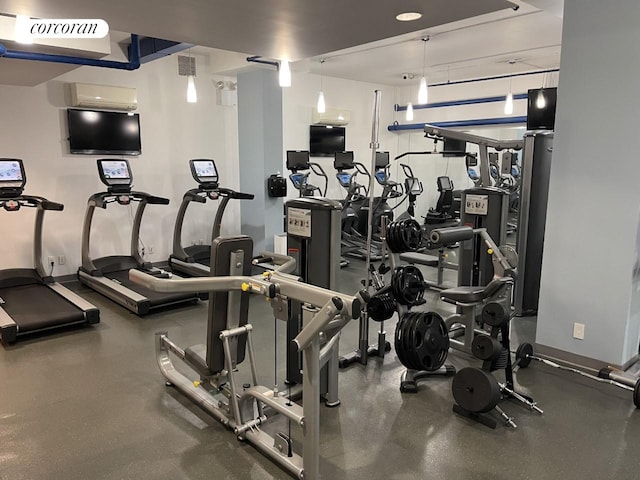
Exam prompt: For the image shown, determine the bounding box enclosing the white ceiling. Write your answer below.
[0,0,563,87]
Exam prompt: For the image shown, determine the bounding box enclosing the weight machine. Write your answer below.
[131,239,367,480]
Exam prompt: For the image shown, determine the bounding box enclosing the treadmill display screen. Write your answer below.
[101,161,130,179]
[97,159,132,187]
[190,160,219,184]
[0,160,24,182]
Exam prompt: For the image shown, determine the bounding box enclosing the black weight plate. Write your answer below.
[394,315,409,368]
[396,313,418,370]
[407,312,429,371]
[482,301,511,327]
[634,381,640,409]
[402,219,423,251]
[472,335,502,361]
[515,343,534,369]
[452,367,501,413]
[413,312,449,371]
[405,312,423,371]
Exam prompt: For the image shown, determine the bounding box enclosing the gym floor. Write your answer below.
[1,256,639,480]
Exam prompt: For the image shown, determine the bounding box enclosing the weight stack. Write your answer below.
[458,187,509,287]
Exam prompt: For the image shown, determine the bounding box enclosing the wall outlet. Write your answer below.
[573,322,585,340]
[58,255,66,265]
[147,245,154,254]
[48,256,56,266]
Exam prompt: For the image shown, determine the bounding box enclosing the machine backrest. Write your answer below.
[206,236,252,373]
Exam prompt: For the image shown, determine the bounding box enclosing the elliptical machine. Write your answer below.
[286,151,348,268]
[333,151,383,261]
[286,150,328,197]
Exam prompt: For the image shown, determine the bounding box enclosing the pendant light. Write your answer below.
[418,37,429,105]
[178,52,197,103]
[187,75,197,103]
[317,59,326,113]
[406,102,414,121]
[15,15,33,44]
[536,72,547,108]
[279,59,291,87]
[504,60,515,115]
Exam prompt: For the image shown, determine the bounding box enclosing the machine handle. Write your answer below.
[146,195,170,205]
[216,187,254,200]
[231,191,255,200]
[185,190,207,203]
[429,226,475,246]
[42,200,64,211]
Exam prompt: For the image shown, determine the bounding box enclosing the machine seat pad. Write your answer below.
[400,252,439,267]
[440,277,513,304]
[185,344,216,377]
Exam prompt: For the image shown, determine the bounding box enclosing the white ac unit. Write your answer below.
[312,107,350,126]
[69,83,138,111]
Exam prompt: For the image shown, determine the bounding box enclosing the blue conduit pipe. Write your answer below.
[387,116,528,131]
[0,34,141,70]
[430,68,559,88]
[395,93,529,111]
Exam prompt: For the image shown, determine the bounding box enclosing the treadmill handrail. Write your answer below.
[171,184,255,265]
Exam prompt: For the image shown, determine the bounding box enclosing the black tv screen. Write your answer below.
[67,108,141,155]
[527,87,557,130]
[310,125,345,157]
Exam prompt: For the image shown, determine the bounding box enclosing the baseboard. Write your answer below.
[533,343,638,373]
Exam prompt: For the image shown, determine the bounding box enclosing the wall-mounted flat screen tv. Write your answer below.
[310,125,345,157]
[67,108,142,155]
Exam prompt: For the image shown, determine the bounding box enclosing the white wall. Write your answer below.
[282,72,397,203]
[536,0,640,366]
[282,69,557,219]
[0,51,240,276]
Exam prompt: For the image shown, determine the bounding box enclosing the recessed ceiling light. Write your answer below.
[396,12,422,21]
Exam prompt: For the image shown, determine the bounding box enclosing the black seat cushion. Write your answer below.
[441,277,513,304]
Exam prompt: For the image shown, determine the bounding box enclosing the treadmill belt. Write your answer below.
[0,284,85,333]
[107,270,199,307]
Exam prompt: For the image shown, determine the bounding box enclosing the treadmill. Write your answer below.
[169,159,254,277]
[78,159,205,315]
[0,159,99,345]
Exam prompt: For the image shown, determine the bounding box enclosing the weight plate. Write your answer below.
[515,343,534,369]
[481,301,511,327]
[391,265,425,306]
[405,312,423,371]
[634,381,640,409]
[413,312,449,371]
[472,335,502,361]
[452,367,501,413]
[394,315,409,368]
[396,312,419,370]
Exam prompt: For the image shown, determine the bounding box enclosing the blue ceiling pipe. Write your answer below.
[0,34,141,70]
[395,93,529,111]
[388,116,528,131]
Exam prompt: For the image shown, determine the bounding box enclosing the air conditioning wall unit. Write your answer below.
[312,107,350,126]
[69,83,138,111]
